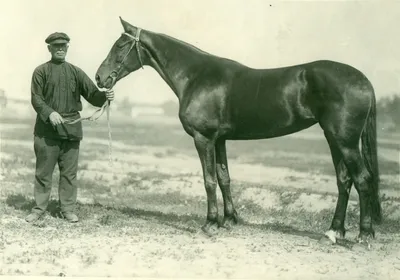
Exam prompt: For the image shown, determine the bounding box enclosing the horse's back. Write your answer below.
[221,60,374,140]
[179,57,374,140]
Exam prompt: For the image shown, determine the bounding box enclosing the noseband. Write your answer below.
[108,28,144,87]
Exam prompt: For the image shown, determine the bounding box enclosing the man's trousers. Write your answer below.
[32,135,80,214]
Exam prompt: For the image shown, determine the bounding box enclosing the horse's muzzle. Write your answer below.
[95,74,102,87]
[95,74,115,90]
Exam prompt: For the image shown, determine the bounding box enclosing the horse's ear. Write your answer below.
[119,16,131,32]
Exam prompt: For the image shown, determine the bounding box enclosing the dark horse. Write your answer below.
[96,17,382,245]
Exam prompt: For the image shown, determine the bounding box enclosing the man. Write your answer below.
[26,32,114,223]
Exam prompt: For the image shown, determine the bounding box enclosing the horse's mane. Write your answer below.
[152,31,247,68]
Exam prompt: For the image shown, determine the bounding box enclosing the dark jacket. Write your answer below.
[31,59,107,140]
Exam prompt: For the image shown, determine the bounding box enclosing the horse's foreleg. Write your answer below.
[215,138,238,229]
[194,133,219,236]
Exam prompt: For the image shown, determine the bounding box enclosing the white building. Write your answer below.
[130,105,164,118]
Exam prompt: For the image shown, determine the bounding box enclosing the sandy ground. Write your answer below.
[1,122,400,279]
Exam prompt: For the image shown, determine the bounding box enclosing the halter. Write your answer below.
[108,28,144,86]
[64,29,144,167]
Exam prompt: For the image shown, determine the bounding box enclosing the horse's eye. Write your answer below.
[116,38,131,49]
[116,41,125,49]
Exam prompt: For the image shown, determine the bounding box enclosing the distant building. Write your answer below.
[130,105,164,118]
[0,97,35,119]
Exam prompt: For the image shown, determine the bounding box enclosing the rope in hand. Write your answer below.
[106,100,112,166]
[64,99,113,166]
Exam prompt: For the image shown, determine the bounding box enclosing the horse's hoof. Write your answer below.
[319,235,335,245]
[352,240,372,252]
[221,217,237,231]
[353,232,374,252]
[201,222,219,237]
[319,230,339,245]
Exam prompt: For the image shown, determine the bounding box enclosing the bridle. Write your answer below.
[64,28,145,167]
[66,28,143,125]
[108,28,144,87]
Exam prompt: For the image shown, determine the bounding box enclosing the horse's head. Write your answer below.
[96,17,145,89]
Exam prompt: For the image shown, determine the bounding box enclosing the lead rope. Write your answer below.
[64,98,113,166]
[64,28,144,166]
[106,100,112,166]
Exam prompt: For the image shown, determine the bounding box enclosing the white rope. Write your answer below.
[106,100,113,166]
[64,99,113,166]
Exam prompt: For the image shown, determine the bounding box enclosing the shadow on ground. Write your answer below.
[6,194,64,218]
[3,194,334,240]
[4,193,394,249]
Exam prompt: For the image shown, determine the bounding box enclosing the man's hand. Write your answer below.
[49,112,64,126]
[105,89,114,101]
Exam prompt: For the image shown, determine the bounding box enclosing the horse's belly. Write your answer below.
[227,111,317,140]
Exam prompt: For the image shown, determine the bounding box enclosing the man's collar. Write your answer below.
[50,58,66,64]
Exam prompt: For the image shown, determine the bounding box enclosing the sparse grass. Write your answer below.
[247,155,335,175]
[1,151,35,172]
[279,191,303,207]
[1,119,399,278]
[120,170,174,189]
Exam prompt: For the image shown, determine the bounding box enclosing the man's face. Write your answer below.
[48,43,69,61]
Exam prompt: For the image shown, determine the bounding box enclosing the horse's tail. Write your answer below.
[361,93,382,224]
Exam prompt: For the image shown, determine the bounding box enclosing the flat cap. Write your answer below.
[45,32,70,44]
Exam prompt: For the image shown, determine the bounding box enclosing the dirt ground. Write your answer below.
[0,117,399,279]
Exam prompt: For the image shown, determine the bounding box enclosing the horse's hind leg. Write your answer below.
[322,128,375,243]
[215,138,238,229]
[323,132,353,244]
[336,142,375,241]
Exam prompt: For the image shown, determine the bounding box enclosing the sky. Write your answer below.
[1,0,400,104]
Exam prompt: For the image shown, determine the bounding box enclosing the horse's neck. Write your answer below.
[143,32,208,101]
